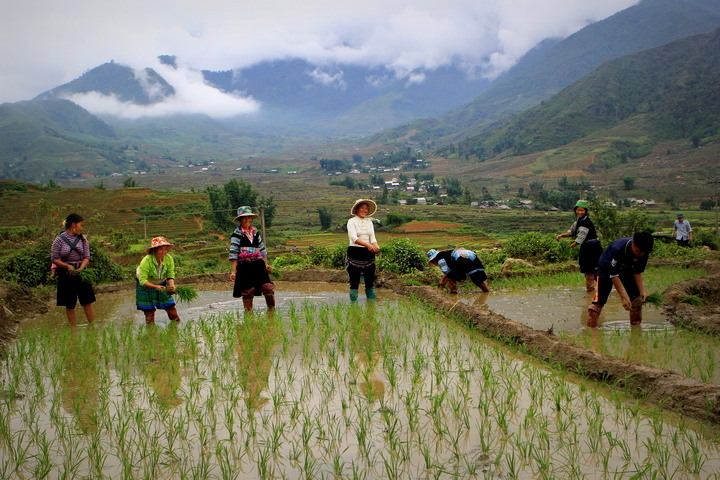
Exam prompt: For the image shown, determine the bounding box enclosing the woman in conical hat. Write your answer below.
[136,236,180,324]
[346,199,380,302]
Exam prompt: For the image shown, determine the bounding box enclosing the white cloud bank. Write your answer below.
[0,0,640,112]
[63,62,259,119]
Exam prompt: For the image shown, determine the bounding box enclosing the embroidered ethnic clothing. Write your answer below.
[229,226,267,260]
[433,249,488,285]
[228,226,273,299]
[565,215,602,274]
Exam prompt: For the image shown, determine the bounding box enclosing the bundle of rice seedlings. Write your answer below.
[77,268,97,285]
[173,285,198,304]
[643,292,663,307]
[680,294,702,306]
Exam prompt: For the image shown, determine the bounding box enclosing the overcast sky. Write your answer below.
[0,0,639,115]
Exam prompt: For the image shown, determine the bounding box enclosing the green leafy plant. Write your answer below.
[308,245,331,267]
[502,232,571,263]
[680,294,702,306]
[644,292,663,307]
[377,238,426,274]
[174,286,198,303]
[0,239,125,287]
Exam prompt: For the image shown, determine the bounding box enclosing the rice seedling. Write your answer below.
[76,267,97,285]
[172,285,199,303]
[680,294,703,306]
[1,295,719,478]
[644,291,663,307]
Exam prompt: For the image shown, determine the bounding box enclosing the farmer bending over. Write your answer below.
[427,248,490,294]
[587,231,654,328]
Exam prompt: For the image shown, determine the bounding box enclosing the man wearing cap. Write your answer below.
[427,248,490,294]
[672,213,693,247]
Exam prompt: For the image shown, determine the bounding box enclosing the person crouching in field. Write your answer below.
[229,206,275,311]
[555,200,603,292]
[427,248,491,294]
[587,231,654,328]
[51,213,96,326]
[136,236,180,324]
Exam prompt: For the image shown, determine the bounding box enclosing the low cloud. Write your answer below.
[308,67,347,90]
[63,62,259,119]
[1,0,641,104]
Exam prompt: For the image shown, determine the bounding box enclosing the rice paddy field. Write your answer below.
[2,286,720,479]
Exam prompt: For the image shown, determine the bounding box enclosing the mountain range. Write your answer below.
[1,0,720,182]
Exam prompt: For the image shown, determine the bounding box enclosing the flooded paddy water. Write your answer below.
[2,280,720,478]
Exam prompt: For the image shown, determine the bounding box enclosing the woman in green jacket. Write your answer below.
[136,236,180,324]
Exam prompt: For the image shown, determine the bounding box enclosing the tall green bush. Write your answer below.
[0,239,126,287]
[503,232,572,263]
[377,238,426,274]
[587,197,655,242]
[694,229,720,250]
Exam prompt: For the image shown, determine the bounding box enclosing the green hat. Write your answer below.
[677,213,684,218]
[574,200,589,210]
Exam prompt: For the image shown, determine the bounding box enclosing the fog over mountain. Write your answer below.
[1,0,639,114]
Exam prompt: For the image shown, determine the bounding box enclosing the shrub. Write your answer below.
[502,232,571,263]
[270,254,306,268]
[650,241,704,262]
[330,244,348,269]
[586,197,655,241]
[479,249,509,269]
[377,238,426,274]
[308,245,331,267]
[0,238,125,287]
[694,229,720,250]
[385,212,415,228]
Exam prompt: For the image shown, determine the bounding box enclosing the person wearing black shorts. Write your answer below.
[51,213,96,325]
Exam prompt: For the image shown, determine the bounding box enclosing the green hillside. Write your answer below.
[370,0,720,147]
[0,99,131,180]
[458,29,720,161]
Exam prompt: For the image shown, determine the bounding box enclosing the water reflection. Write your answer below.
[137,325,183,410]
[235,314,281,410]
[21,281,376,331]
[350,304,386,402]
[59,329,100,434]
[485,286,670,335]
